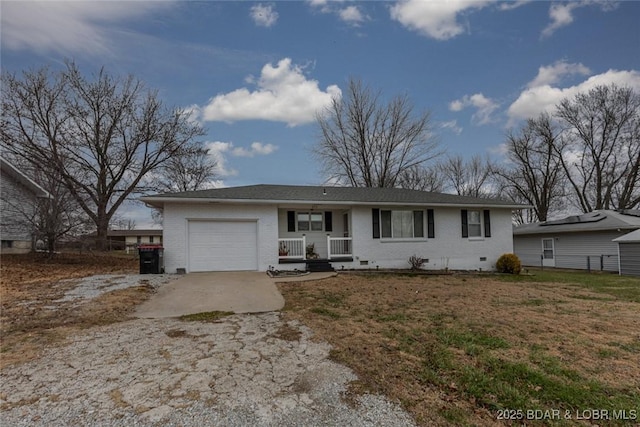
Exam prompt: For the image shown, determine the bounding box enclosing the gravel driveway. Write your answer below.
[1,276,416,427]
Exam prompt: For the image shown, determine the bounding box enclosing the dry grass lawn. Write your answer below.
[0,253,148,368]
[2,253,639,426]
[279,272,640,426]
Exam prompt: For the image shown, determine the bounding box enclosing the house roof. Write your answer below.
[141,184,525,209]
[0,157,50,198]
[514,210,640,235]
[613,228,640,243]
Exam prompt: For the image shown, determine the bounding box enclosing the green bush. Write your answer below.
[496,253,521,274]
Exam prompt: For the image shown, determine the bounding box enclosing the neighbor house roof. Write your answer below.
[0,157,50,198]
[613,228,640,243]
[514,210,640,235]
[141,184,526,209]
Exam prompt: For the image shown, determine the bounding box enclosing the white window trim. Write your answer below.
[297,211,324,232]
[466,210,486,241]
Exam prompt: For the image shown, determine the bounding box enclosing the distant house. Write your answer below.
[513,210,640,272]
[106,229,163,252]
[613,229,640,277]
[0,157,50,254]
[141,184,525,273]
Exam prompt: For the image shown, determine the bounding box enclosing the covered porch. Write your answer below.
[277,208,353,263]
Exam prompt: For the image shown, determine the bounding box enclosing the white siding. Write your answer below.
[163,203,278,273]
[0,168,38,253]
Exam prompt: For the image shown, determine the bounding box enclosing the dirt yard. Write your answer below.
[279,273,640,426]
[0,253,144,367]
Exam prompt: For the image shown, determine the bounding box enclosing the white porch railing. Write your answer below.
[278,236,306,260]
[327,236,352,259]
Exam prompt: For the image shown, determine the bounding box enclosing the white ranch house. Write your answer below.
[141,185,524,273]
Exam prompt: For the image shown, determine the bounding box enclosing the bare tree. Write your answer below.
[554,84,640,212]
[494,113,567,222]
[157,145,217,193]
[439,154,495,197]
[397,165,446,192]
[314,78,441,187]
[1,62,205,250]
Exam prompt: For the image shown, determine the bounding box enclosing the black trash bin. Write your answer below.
[138,244,164,274]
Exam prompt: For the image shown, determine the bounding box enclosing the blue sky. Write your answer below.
[2,0,639,226]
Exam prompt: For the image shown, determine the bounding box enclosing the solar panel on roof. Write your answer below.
[540,211,606,226]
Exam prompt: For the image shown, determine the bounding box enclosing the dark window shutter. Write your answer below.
[372,209,380,239]
[325,211,333,232]
[461,209,468,238]
[484,210,491,238]
[287,211,295,232]
[427,209,435,238]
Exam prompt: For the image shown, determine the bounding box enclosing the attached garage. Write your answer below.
[188,220,258,272]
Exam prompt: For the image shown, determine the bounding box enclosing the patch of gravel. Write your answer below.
[52,274,179,306]
[0,312,416,427]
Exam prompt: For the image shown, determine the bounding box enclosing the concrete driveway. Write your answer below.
[135,271,335,318]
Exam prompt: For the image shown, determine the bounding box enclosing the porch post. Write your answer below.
[327,234,331,260]
[302,235,306,260]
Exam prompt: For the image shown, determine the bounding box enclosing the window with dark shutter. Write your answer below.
[287,211,295,232]
[483,210,491,238]
[325,212,333,232]
[427,209,435,238]
[372,209,380,238]
[461,210,468,238]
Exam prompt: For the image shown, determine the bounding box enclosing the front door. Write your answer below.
[542,238,555,267]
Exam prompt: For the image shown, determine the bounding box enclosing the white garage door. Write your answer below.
[188,220,258,272]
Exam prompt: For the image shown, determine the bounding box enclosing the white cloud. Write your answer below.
[440,120,463,135]
[201,58,341,126]
[389,0,493,40]
[250,3,279,28]
[231,142,279,157]
[339,6,365,25]
[205,141,238,177]
[0,1,173,55]
[204,140,278,177]
[541,1,618,38]
[498,0,532,11]
[541,2,581,38]
[308,0,367,26]
[507,69,640,123]
[527,60,591,88]
[449,93,499,125]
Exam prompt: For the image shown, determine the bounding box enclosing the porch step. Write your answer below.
[306,260,335,272]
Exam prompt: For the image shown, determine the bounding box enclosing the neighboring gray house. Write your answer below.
[141,184,524,273]
[613,229,640,277]
[0,157,50,254]
[513,210,640,272]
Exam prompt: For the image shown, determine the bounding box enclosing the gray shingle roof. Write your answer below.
[513,210,640,235]
[141,184,524,208]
